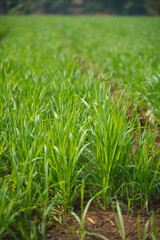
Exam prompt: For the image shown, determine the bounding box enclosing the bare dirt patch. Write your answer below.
[46,203,160,240]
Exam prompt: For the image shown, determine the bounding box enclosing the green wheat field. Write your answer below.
[0,16,160,239]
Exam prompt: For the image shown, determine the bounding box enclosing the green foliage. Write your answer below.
[0,16,159,238]
[53,16,160,122]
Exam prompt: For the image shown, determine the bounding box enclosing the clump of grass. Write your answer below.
[85,88,134,209]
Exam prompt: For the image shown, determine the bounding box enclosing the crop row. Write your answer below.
[0,16,159,239]
[53,16,160,121]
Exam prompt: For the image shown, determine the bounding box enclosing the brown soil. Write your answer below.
[46,202,160,240]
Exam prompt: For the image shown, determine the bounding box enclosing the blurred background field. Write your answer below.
[0,0,160,15]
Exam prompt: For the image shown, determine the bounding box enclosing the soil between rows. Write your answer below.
[46,202,160,240]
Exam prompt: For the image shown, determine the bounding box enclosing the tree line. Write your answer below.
[0,0,160,15]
